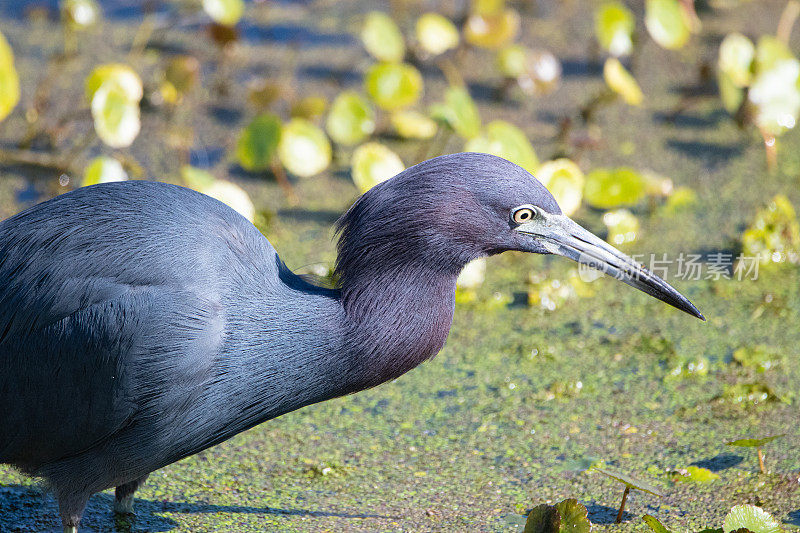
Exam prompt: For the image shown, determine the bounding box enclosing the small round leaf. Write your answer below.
[595,2,636,57]
[390,110,438,139]
[465,120,539,175]
[236,113,282,172]
[62,0,100,29]
[430,86,481,139]
[645,0,691,50]
[351,142,404,193]
[91,81,141,148]
[464,8,520,50]
[585,167,647,209]
[416,13,459,56]
[326,91,375,146]
[361,11,405,62]
[278,119,332,178]
[535,159,584,216]
[203,0,245,27]
[364,62,423,111]
[0,30,20,122]
[603,209,640,245]
[85,64,143,104]
[83,156,127,186]
[718,33,755,88]
[723,505,782,533]
[604,57,644,106]
[496,44,527,78]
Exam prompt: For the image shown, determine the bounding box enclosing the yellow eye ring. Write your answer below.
[512,207,535,224]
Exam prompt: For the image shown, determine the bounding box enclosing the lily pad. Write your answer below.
[0,30,20,122]
[430,86,481,139]
[62,0,100,29]
[669,466,720,483]
[464,8,520,50]
[524,503,560,533]
[726,435,785,448]
[202,0,244,27]
[416,13,459,56]
[201,180,256,222]
[465,120,539,175]
[351,142,404,193]
[584,167,647,209]
[741,194,800,266]
[754,36,795,74]
[595,1,636,57]
[643,515,673,533]
[524,499,590,533]
[592,467,664,496]
[180,165,216,190]
[91,80,141,148]
[85,64,143,104]
[748,56,800,135]
[364,62,423,111]
[604,57,644,106]
[718,70,745,114]
[718,33,755,88]
[326,91,375,146]
[236,113,282,172]
[83,156,127,186]
[290,96,328,120]
[278,119,332,178]
[662,186,698,214]
[732,346,782,372]
[390,110,438,139]
[162,55,200,104]
[722,505,782,533]
[645,0,691,50]
[518,49,562,96]
[361,11,405,63]
[496,44,527,78]
[603,209,639,246]
[534,159,584,217]
[720,382,778,406]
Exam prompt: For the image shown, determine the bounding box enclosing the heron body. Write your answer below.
[0,153,702,531]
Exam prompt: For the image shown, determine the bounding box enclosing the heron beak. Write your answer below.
[516,213,705,320]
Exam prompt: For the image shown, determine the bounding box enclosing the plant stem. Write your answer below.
[757,448,766,474]
[615,486,630,524]
[0,148,73,172]
[270,160,299,205]
[759,127,777,171]
[777,0,800,45]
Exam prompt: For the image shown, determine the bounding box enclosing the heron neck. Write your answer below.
[339,264,458,391]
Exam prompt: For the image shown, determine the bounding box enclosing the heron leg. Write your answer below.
[57,493,87,533]
[113,474,149,515]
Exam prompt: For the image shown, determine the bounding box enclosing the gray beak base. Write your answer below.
[517,213,705,320]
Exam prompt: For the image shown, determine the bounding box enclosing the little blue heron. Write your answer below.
[0,153,702,532]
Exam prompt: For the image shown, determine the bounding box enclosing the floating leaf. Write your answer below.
[290,95,328,120]
[718,70,745,114]
[524,499,590,533]
[0,30,20,122]
[416,13,459,56]
[247,80,282,110]
[524,503,560,533]
[732,346,783,372]
[83,156,127,186]
[351,142,404,193]
[666,355,709,379]
[325,91,375,146]
[645,0,691,50]
[465,120,538,175]
[754,36,794,74]
[85,64,143,104]
[457,258,486,290]
[162,55,200,104]
[603,209,639,245]
[496,44,527,78]
[723,505,782,533]
[741,194,800,266]
[528,272,584,311]
[62,0,100,29]
[726,435,786,448]
[592,467,664,496]
[180,165,216,190]
[643,515,674,533]
[584,167,647,209]
[361,11,405,62]
[595,1,636,57]
[390,110,438,139]
[718,33,755,88]
[720,382,778,406]
[364,62,423,111]
[518,49,562,96]
[748,57,800,135]
[430,86,481,138]
[464,8,520,49]
[669,466,720,483]
[278,119,332,178]
[91,81,141,148]
[202,0,244,26]
[534,159,584,216]
[236,113,282,172]
[604,57,643,106]
[662,186,697,214]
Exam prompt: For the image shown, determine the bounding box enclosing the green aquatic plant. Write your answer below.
[732,346,783,373]
[463,0,520,50]
[85,64,143,148]
[202,0,244,27]
[325,91,375,146]
[604,58,644,106]
[741,194,800,267]
[644,504,783,533]
[236,113,282,172]
[415,13,459,57]
[290,96,327,120]
[361,11,405,63]
[464,120,539,175]
[592,467,663,524]
[726,434,785,474]
[603,209,639,246]
[584,167,647,209]
[277,118,332,178]
[645,0,693,50]
[524,498,591,533]
[595,1,636,57]
[534,159,584,217]
[430,85,481,139]
[350,142,404,194]
[83,156,127,186]
[0,29,20,122]
[668,466,719,483]
[364,62,423,111]
[390,110,438,139]
[161,55,200,105]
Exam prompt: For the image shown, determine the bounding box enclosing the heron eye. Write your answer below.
[512,207,536,224]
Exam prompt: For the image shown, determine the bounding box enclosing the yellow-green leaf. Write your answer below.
[85,64,143,103]
[416,13,459,56]
[351,142,405,193]
[390,110,438,139]
[91,81,141,148]
[457,258,486,290]
[361,11,405,62]
[603,209,639,245]
[741,194,800,265]
[585,167,647,208]
[83,156,127,186]
[465,120,539,175]
[669,466,720,483]
[236,113,282,172]
[430,86,481,139]
[718,33,755,87]
[364,62,423,111]
[595,1,636,57]
[290,95,328,120]
[464,8,520,50]
[62,0,100,29]
[203,0,244,26]
[645,0,691,50]
[278,119,332,178]
[0,30,20,122]
[325,91,375,146]
[496,44,527,78]
[535,159,584,217]
[723,505,782,533]
[718,70,745,114]
[202,179,256,222]
[604,57,643,106]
